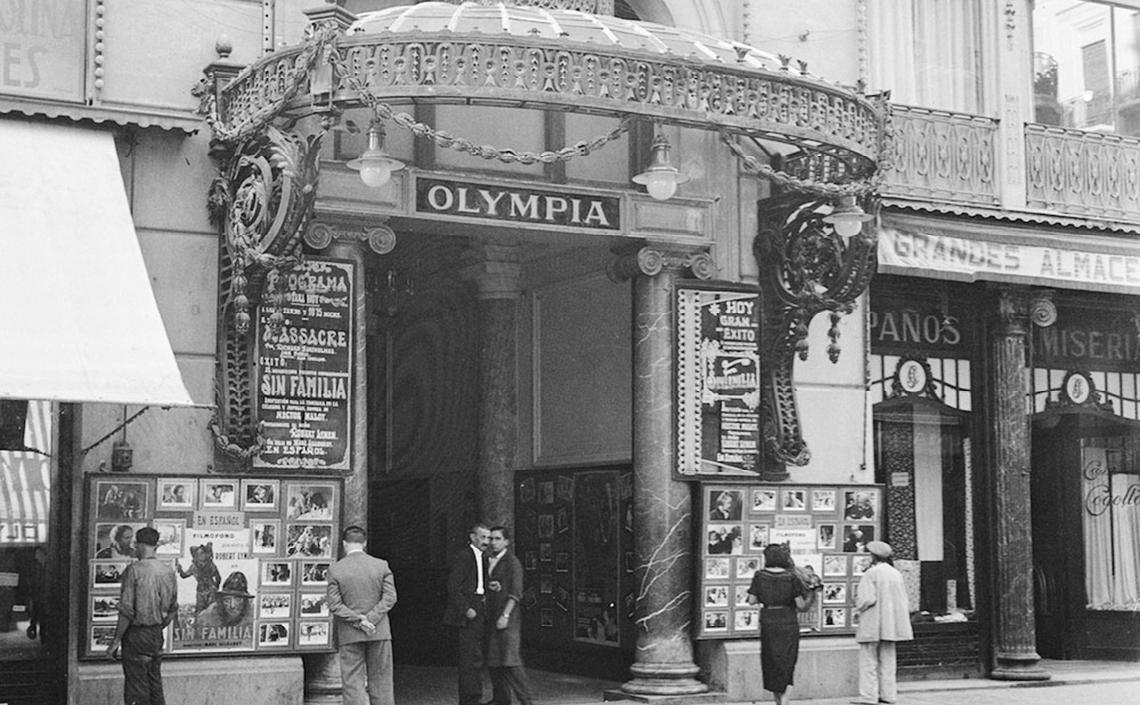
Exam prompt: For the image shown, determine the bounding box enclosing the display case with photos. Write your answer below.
[696,483,883,639]
[84,475,341,658]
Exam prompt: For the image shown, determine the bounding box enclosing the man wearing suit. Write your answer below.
[485,526,534,705]
[443,522,491,705]
[327,526,398,705]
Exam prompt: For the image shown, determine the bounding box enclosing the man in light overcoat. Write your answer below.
[485,526,534,705]
[327,525,398,705]
[853,541,914,705]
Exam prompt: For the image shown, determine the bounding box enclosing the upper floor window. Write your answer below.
[1033,0,1140,136]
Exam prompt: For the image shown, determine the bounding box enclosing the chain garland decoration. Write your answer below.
[200,27,886,192]
[324,44,632,165]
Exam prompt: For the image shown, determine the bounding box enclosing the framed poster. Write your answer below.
[696,483,883,639]
[676,284,761,477]
[82,474,341,660]
[254,258,354,471]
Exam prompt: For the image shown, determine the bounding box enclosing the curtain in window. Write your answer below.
[1082,445,1114,608]
[867,0,982,114]
[1081,444,1140,610]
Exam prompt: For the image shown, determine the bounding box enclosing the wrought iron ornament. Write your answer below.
[754,195,878,475]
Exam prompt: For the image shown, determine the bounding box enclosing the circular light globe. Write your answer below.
[643,173,679,201]
[358,159,393,188]
[830,216,863,239]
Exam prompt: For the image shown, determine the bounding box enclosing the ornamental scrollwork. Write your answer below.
[754,194,878,474]
[208,125,324,465]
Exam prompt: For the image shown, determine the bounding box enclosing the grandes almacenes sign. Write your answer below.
[415,176,620,231]
[255,259,354,471]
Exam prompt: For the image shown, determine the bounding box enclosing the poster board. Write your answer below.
[254,258,354,471]
[676,284,761,477]
[696,483,883,639]
[83,474,340,658]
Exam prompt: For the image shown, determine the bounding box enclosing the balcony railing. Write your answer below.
[883,104,1140,225]
[1025,122,1140,221]
[884,105,999,206]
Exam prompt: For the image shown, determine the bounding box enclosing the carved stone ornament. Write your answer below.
[607,246,716,282]
[304,221,397,255]
[753,194,878,472]
[208,125,324,465]
[1046,370,1114,413]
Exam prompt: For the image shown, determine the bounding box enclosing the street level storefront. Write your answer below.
[202,1,889,702]
[876,207,1140,676]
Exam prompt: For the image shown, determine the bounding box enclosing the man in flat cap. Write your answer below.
[853,541,913,704]
[107,526,178,705]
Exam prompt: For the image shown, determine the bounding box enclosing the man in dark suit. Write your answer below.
[327,526,398,705]
[443,522,490,705]
[485,526,534,705]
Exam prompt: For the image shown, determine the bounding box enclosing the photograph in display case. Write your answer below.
[96,481,148,520]
[708,489,744,521]
[842,489,879,521]
[158,479,196,510]
[262,561,293,587]
[704,585,729,607]
[735,609,759,630]
[259,593,291,619]
[735,584,751,607]
[91,595,120,621]
[90,625,117,652]
[823,583,848,604]
[301,562,330,586]
[817,523,836,550]
[242,480,279,511]
[300,593,329,617]
[251,520,279,554]
[298,621,330,646]
[201,480,238,509]
[781,489,806,510]
[751,489,776,512]
[259,622,290,647]
[706,558,730,579]
[94,522,146,559]
[286,525,333,558]
[822,607,847,628]
[92,562,127,588]
[748,523,768,550]
[811,489,836,512]
[153,520,185,556]
[842,525,875,553]
[703,611,728,632]
[706,525,742,555]
[286,484,334,520]
[735,557,760,579]
[823,555,847,577]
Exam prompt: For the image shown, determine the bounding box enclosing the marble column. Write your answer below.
[300,221,391,703]
[986,288,1049,681]
[463,240,522,530]
[610,245,713,696]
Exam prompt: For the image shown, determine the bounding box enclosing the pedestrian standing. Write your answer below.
[853,541,914,705]
[106,526,177,705]
[327,525,398,705]
[443,522,491,705]
[485,526,535,705]
[747,543,820,705]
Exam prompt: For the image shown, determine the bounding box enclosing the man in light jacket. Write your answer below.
[854,541,913,704]
[327,525,398,705]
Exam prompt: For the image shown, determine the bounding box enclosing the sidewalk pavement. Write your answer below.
[394,659,1140,705]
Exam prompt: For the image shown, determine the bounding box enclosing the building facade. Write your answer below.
[1,2,1137,705]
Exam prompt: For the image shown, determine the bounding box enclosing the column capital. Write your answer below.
[462,240,521,300]
[606,245,715,283]
[304,220,396,255]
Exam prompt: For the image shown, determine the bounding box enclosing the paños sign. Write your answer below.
[415,176,620,230]
[677,285,761,476]
[255,259,353,471]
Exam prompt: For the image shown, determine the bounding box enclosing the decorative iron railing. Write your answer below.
[1025,122,1140,221]
[881,105,999,206]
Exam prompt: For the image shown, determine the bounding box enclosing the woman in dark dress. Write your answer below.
[747,543,819,705]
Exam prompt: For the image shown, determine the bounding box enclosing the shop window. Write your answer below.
[1032,367,1140,418]
[871,355,976,617]
[0,400,51,660]
[1032,1,1140,136]
[1080,438,1140,610]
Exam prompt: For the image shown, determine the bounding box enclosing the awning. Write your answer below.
[878,212,1140,297]
[0,120,195,406]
